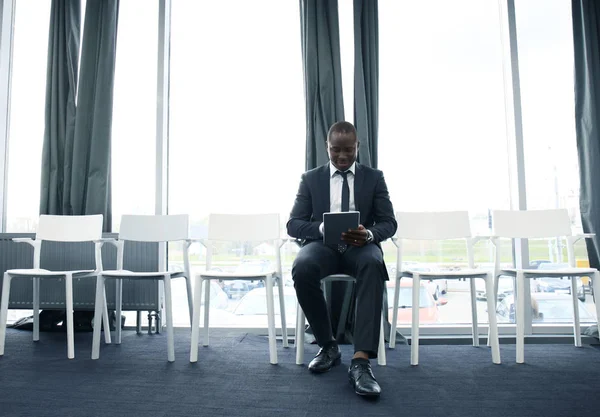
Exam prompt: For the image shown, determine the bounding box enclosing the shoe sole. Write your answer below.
[349,378,381,397]
[308,356,341,373]
[355,389,381,398]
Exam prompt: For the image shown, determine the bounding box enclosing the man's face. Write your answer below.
[327,132,358,172]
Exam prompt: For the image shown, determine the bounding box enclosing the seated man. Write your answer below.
[287,121,397,398]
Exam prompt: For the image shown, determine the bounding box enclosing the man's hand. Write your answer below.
[342,224,369,247]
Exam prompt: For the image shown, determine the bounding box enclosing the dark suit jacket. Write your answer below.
[286,162,397,251]
[287,162,400,343]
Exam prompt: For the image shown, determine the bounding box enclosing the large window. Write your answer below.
[2,1,592,334]
[5,1,51,232]
[515,0,596,324]
[111,0,158,230]
[4,1,50,323]
[378,0,511,327]
[168,1,305,326]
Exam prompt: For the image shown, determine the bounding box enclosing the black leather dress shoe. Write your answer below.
[348,361,381,397]
[308,343,341,373]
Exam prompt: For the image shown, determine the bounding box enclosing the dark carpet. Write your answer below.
[0,328,599,417]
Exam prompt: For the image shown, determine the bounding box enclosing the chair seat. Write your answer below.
[402,269,488,279]
[6,268,96,278]
[321,274,355,282]
[500,268,596,277]
[198,270,276,280]
[101,270,186,279]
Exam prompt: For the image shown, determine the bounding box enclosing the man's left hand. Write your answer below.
[342,224,369,247]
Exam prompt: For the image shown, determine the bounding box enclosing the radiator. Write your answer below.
[0,233,160,311]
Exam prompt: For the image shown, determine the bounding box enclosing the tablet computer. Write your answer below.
[323,211,360,245]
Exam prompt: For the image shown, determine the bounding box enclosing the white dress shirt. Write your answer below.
[329,162,356,213]
[319,162,356,236]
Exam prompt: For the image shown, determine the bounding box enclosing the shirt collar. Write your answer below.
[329,162,356,178]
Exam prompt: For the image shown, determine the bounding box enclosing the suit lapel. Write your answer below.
[353,163,364,213]
[319,163,331,215]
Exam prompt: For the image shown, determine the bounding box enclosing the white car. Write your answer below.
[496,293,595,323]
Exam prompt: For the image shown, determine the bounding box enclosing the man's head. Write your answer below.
[326,121,358,172]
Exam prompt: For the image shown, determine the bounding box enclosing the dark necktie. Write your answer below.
[338,170,350,212]
[337,170,350,253]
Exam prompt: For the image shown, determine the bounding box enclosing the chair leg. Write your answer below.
[33,277,40,342]
[336,280,354,341]
[469,278,479,347]
[203,278,211,347]
[516,271,526,364]
[377,311,386,366]
[92,275,105,360]
[136,311,142,334]
[484,273,501,364]
[189,275,203,363]
[102,286,111,344]
[411,273,420,366]
[593,271,600,333]
[570,275,582,347]
[295,303,305,365]
[389,277,401,349]
[185,276,193,328]
[115,279,123,344]
[163,275,175,362]
[0,273,12,355]
[64,273,75,359]
[277,277,288,348]
[488,273,500,347]
[265,275,278,365]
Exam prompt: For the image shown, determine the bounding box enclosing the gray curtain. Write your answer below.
[39,0,81,215]
[69,0,119,232]
[572,0,600,270]
[353,0,378,168]
[299,0,345,170]
[297,1,403,345]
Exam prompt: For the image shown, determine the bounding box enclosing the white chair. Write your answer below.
[91,214,194,362]
[0,214,110,359]
[189,213,288,365]
[390,211,500,366]
[491,209,600,363]
[295,274,387,366]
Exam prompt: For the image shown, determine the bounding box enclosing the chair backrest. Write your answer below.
[37,214,104,242]
[492,209,572,238]
[207,213,281,242]
[119,214,189,242]
[395,211,472,240]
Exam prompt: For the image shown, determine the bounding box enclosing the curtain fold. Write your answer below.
[353,0,378,168]
[298,1,403,345]
[69,0,119,232]
[572,0,600,269]
[39,0,81,215]
[299,0,345,170]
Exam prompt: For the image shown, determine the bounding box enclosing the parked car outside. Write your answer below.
[528,260,552,269]
[223,280,253,300]
[387,263,448,300]
[495,293,595,324]
[386,279,448,324]
[221,260,272,299]
[475,276,514,301]
[531,263,585,302]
